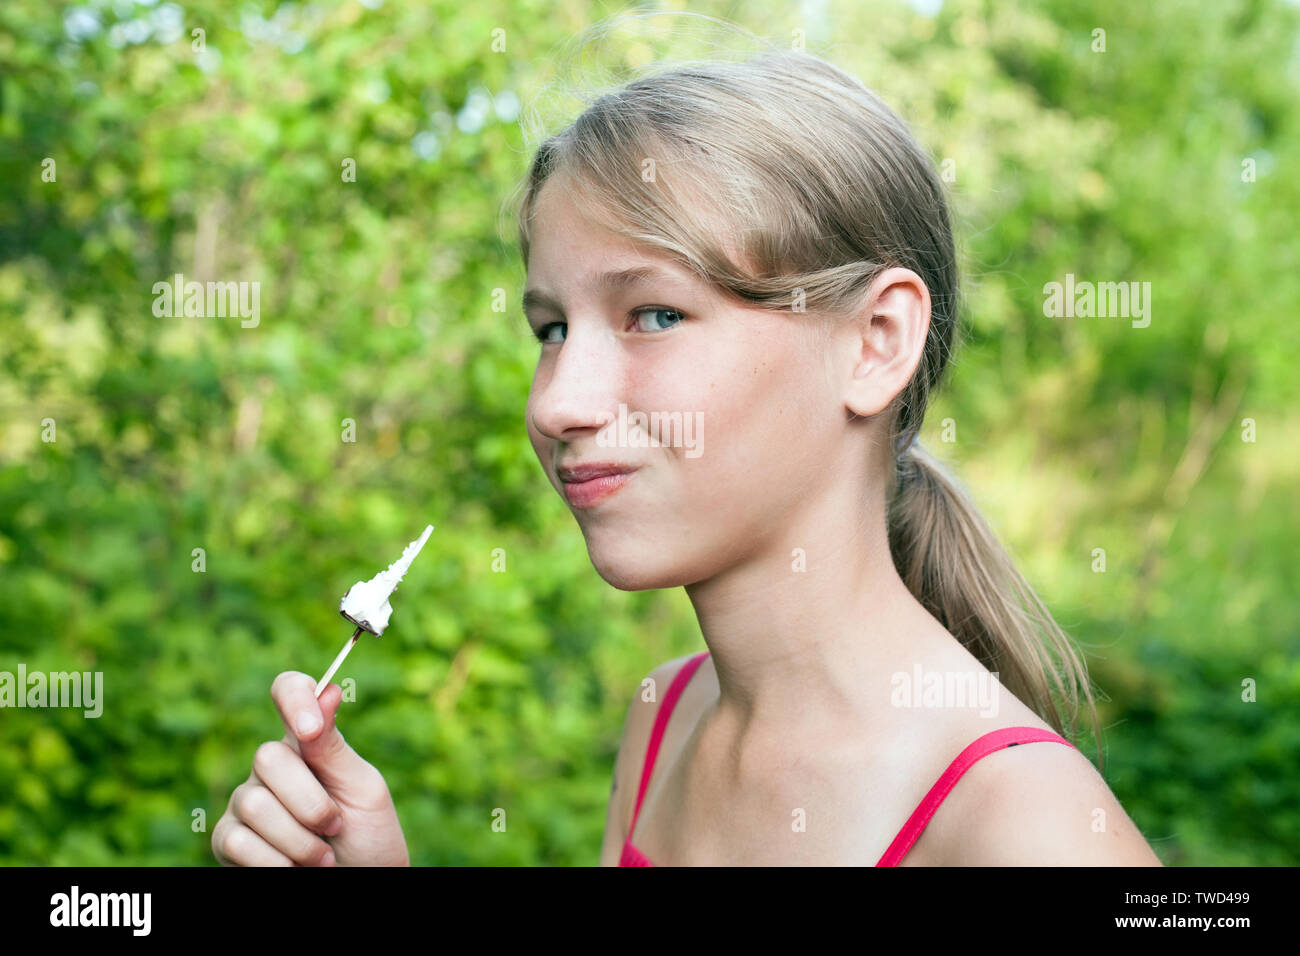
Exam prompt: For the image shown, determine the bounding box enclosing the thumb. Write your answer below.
[284,681,376,801]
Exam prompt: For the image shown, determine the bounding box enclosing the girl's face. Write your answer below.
[523,175,859,591]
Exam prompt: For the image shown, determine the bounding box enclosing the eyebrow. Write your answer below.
[521,265,688,315]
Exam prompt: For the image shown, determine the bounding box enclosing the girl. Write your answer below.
[212,48,1161,867]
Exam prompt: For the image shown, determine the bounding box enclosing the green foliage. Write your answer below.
[0,0,1295,865]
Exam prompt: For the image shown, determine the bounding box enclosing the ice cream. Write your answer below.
[339,524,434,636]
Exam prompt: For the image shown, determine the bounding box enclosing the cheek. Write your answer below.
[669,358,833,541]
[686,349,820,463]
[524,387,539,445]
[524,378,549,463]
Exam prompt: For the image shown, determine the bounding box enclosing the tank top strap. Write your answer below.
[628,651,711,835]
[875,725,1075,866]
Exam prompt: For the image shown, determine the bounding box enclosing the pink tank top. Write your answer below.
[618,650,1075,866]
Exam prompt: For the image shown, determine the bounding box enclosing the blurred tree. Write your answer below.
[0,0,1295,865]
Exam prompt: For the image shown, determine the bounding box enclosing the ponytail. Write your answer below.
[887,438,1103,770]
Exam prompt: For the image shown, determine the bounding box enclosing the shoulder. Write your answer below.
[620,653,707,768]
[919,732,1163,866]
[610,654,708,835]
[641,652,708,709]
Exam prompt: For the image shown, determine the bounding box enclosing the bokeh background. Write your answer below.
[1,0,1297,865]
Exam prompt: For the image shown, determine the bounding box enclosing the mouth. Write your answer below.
[557,462,639,508]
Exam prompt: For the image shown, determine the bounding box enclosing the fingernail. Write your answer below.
[323,818,343,837]
[297,712,321,736]
[321,849,336,867]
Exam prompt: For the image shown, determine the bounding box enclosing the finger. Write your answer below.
[231,781,336,866]
[272,673,347,761]
[215,818,296,867]
[271,671,327,741]
[251,740,344,837]
[277,682,340,758]
[276,679,381,802]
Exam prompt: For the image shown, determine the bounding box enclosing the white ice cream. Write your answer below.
[339,524,434,635]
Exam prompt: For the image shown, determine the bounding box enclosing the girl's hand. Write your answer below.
[212,672,410,866]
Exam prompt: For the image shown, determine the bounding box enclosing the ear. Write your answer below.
[838,267,931,419]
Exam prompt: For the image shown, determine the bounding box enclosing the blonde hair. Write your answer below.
[513,44,1102,767]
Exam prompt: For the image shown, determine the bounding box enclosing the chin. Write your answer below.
[583,535,700,592]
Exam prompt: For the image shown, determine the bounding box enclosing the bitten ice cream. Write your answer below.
[339,523,434,635]
[314,524,434,698]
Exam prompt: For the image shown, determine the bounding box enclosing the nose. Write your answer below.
[528,324,623,443]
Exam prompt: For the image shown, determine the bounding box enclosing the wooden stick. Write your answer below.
[315,626,365,699]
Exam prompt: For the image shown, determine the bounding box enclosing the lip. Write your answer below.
[557,461,638,482]
[557,461,639,508]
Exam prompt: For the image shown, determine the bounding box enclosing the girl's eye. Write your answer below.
[631,307,686,333]
[534,322,565,345]
[531,308,686,345]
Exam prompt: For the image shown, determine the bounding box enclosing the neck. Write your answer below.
[684,469,952,765]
